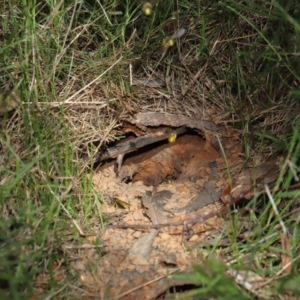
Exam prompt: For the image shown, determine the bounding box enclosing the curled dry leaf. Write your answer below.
[221,156,285,204]
[143,194,168,225]
[129,112,220,133]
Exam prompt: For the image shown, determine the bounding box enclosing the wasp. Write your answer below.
[142,2,153,16]
[168,131,177,143]
[152,28,186,57]
[111,198,131,209]
[162,28,186,50]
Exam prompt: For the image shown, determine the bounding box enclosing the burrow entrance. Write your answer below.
[92,123,240,215]
[88,119,243,299]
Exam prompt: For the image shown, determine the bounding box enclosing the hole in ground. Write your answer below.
[116,130,219,187]
[92,125,225,217]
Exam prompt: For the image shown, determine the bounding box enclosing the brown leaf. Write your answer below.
[280,233,293,275]
[128,195,167,260]
[143,196,167,225]
[128,229,158,261]
[228,156,285,202]
[221,183,232,204]
[129,112,220,132]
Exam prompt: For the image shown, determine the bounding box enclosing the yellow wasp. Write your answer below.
[168,131,177,143]
[162,28,186,50]
[142,2,153,16]
[111,198,131,209]
[151,28,186,57]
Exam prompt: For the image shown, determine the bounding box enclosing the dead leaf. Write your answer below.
[129,112,220,132]
[221,183,232,204]
[128,229,158,260]
[143,195,167,225]
[228,268,274,299]
[127,195,167,260]
[222,156,285,204]
[280,233,292,275]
